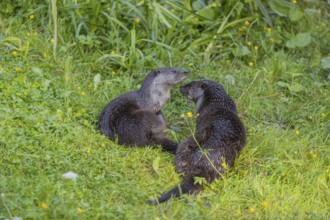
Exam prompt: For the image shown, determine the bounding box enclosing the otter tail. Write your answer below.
[148,179,202,205]
[98,106,115,141]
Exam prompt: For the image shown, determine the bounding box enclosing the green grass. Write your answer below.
[1,0,329,219]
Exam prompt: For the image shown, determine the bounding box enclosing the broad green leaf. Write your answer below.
[295,33,311,48]
[289,83,304,92]
[233,45,250,57]
[277,81,289,88]
[31,67,42,74]
[269,0,292,17]
[286,32,311,48]
[196,6,216,20]
[289,8,303,21]
[321,57,330,69]
[93,74,101,88]
[152,156,160,175]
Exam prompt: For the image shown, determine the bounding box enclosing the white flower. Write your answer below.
[62,171,78,180]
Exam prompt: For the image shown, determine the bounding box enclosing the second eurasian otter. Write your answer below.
[98,68,188,154]
[149,80,246,204]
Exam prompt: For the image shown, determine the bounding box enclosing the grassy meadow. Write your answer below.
[0,0,329,219]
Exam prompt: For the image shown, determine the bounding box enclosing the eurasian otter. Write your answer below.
[98,68,188,153]
[149,80,246,204]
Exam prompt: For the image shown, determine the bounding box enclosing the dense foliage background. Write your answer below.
[0,0,329,219]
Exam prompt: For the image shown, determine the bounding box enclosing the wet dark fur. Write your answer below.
[149,80,246,204]
[98,68,188,153]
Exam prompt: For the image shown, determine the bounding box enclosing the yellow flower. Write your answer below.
[307,116,313,120]
[244,20,250,26]
[26,32,30,36]
[221,161,227,169]
[77,86,81,90]
[111,70,116,77]
[187,112,193,118]
[291,0,297,4]
[111,50,115,55]
[254,46,259,51]
[248,62,254,67]
[81,92,86,96]
[15,67,21,72]
[247,41,252,46]
[266,28,272,33]
[41,202,47,209]
[248,207,255,213]
[309,150,317,158]
[29,15,35,20]
[188,63,193,67]
[77,208,83,214]
[211,2,217,8]
[321,113,326,117]
[261,200,269,207]
[180,113,185,118]
[51,38,55,45]
[134,18,141,23]
[295,130,300,135]
[11,51,17,56]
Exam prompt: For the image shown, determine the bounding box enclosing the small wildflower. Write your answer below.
[211,2,217,8]
[295,130,300,135]
[134,17,141,23]
[26,32,30,36]
[111,50,115,55]
[41,202,47,209]
[266,28,272,33]
[187,112,193,118]
[291,0,297,4]
[86,148,91,154]
[247,41,252,46]
[11,51,18,56]
[188,63,193,67]
[261,200,269,207]
[254,46,259,51]
[111,70,116,77]
[321,113,326,117]
[15,67,21,72]
[196,113,200,117]
[244,20,250,26]
[29,15,35,20]
[77,208,83,214]
[77,86,81,90]
[308,116,313,120]
[221,161,227,169]
[248,207,255,213]
[180,113,185,118]
[248,62,254,67]
[50,38,55,45]
[309,150,317,158]
[81,92,86,96]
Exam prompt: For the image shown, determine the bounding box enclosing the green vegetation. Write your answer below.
[0,0,329,219]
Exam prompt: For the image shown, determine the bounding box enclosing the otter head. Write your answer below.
[179,80,210,102]
[149,67,189,86]
[140,68,189,112]
[180,80,237,113]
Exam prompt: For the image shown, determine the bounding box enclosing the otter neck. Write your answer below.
[139,83,170,112]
